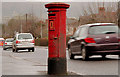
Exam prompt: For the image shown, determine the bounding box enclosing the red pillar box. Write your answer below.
[45,2,70,75]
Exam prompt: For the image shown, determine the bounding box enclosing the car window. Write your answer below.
[79,27,87,37]
[73,28,80,38]
[6,39,13,42]
[18,34,33,39]
[89,25,119,35]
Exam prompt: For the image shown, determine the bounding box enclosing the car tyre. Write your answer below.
[15,48,18,52]
[32,48,34,52]
[12,48,15,52]
[102,55,106,59]
[118,55,120,59]
[3,48,6,50]
[28,49,31,52]
[68,48,74,59]
[81,47,89,61]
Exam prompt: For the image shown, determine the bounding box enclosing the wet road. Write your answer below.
[2,46,119,75]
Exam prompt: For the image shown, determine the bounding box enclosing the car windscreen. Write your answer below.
[18,34,32,39]
[6,39,13,42]
[89,25,119,35]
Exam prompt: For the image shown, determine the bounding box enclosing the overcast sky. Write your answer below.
[2,2,118,22]
[0,1,118,37]
[2,0,118,2]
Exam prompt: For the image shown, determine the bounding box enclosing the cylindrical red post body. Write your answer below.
[45,2,70,75]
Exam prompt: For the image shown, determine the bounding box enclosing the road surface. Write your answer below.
[2,46,119,75]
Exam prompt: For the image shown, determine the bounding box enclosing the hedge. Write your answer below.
[35,38,48,46]
[35,35,72,46]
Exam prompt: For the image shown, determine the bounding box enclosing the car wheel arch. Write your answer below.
[81,44,84,50]
[81,42,86,49]
[68,44,70,49]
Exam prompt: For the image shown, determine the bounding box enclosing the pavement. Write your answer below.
[0,46,2,77]
[2,46,79,76]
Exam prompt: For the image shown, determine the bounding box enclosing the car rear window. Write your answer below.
[89,25,119,35]
[6,39,13,42]
[18,34,32,39]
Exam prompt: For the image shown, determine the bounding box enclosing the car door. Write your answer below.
[77,27,88,54]
[70,28,81,53]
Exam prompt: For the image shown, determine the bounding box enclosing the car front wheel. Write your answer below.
[68,48,74,59]
[81,47,89,61]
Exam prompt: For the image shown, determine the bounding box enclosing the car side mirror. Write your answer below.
[69,36,75,39]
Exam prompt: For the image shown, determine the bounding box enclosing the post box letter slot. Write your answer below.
[49,20,55,31]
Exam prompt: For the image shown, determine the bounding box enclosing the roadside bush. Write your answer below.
[35,34,72,46]
[35,38,48,46]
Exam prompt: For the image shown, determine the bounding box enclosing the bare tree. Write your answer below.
[79,2,118,25]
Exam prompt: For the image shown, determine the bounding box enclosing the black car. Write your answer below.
[68,23,120,61]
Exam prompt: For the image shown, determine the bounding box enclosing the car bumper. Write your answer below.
[16,44,34,49]
[4,45,12,48]
[16,47,34,50]
[86,43,120,55]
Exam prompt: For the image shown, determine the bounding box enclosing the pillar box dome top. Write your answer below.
[45,2,70,9]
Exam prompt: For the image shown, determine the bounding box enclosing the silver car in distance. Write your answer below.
[3,38,14,50]
[12,33,35,52]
